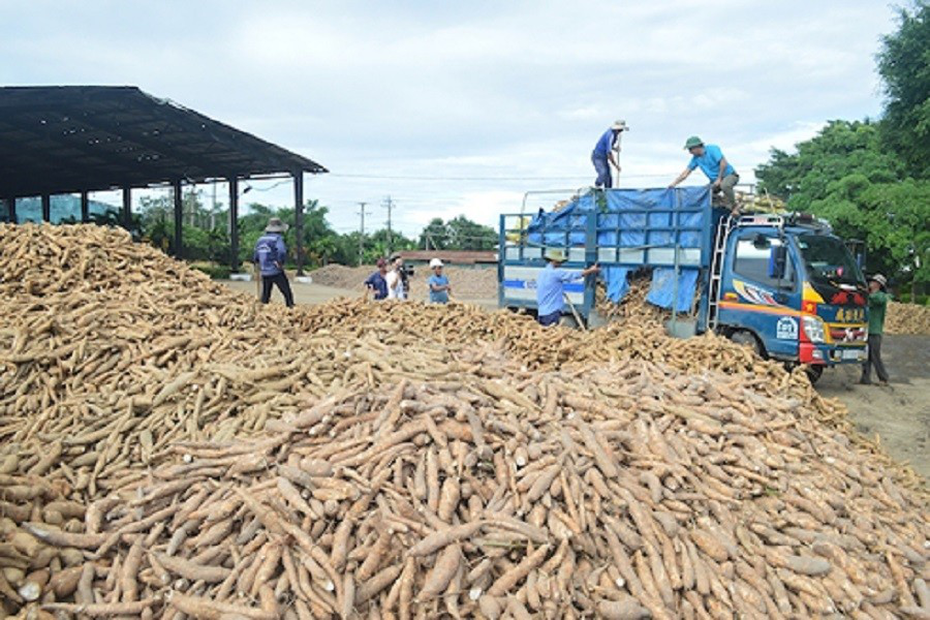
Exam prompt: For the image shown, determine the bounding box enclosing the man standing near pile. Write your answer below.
[668,136,740,211]
[427,258,451,303]
[253,217,294,308]
[536,249,599,326]
[860,273,891,386]
[592,120,629,188]
[364,258,389,300]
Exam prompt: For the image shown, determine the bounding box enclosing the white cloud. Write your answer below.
[0,0,898,238]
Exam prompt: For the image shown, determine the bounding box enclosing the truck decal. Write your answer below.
[776,317,798,340]
[733,280,780,307]
[718,300,800,317]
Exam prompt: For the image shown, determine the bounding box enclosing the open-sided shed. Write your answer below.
[0,85,327,272]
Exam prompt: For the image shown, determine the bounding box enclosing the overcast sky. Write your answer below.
[1,1,898,237]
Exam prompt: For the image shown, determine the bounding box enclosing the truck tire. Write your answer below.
[729,330,764,358]
[805,365,823,385]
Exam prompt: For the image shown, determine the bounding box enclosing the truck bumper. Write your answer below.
[799,343,867,365]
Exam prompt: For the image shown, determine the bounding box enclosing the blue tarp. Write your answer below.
[645,268,699,312]
[603,266,631,303]
[522,187,709,309]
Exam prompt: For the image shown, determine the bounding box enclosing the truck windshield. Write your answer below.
[796,234,864,286]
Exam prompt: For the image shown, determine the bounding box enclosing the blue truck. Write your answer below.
[498,186,870,380]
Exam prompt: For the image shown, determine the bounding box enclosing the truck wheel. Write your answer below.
[805,365,823,385]
[729,330,763,357]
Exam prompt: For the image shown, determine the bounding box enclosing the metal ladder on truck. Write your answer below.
[707,215,735,331]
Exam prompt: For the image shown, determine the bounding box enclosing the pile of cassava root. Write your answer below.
[0,223,928,619]
[886,301,930,336]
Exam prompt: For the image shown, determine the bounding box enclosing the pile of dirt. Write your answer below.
[309,263,498,300]
[0,224,927,618]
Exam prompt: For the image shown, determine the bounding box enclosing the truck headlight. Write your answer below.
[802,315,826,343]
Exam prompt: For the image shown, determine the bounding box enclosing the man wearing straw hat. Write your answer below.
[592,119,629,188]
[536,249,599,326]
[253,217,294,308]
[860,273,891,386]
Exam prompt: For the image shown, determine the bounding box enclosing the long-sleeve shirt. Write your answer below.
[867,290,890,335]
[364,271,388,300]
[536,264,583,316]
[253,233,286,276]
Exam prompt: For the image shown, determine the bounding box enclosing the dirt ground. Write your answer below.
[221,279,929,481]
[817,334,930,480]
[221,279,499,310]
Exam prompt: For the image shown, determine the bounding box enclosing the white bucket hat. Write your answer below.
[265,217,289,233]
[611,119,629,131]
[429,258,444,268]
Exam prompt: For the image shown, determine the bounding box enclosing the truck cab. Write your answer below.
[717,214,869,376]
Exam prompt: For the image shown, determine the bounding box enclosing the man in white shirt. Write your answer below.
[385,258,406,300]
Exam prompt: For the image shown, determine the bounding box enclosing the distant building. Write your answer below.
[397,250,497,269]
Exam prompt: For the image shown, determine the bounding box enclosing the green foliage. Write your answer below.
[755,124,929,290]
[877,1,930,178]
[417,216,497,251]
[190,263,232,279]
[133,189,498,273]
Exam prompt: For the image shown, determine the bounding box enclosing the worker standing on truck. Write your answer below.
[253,217,295,308]
[536,249,600,326]
[592,120,629,188]
[668,136,740,210]
[860,273,891,386]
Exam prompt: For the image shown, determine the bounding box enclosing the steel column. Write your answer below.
[121,187,132,229]
[229,178,240,272]
[41,195,51,222]
[2,198,13,224]
[294,171,304,275]
[80,191,89,223]
[173,181,183,258]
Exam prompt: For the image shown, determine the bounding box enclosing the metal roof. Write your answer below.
[0,86,327,198]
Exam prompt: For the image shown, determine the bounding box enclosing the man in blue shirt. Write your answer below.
[591,119,629,188]
[669,136,740,210]
[536,249,600,326]
[427,258,451,303]
[253,217,294,307]
[364,258,389,300]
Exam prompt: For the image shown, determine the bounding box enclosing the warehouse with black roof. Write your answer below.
[0,85,327,272]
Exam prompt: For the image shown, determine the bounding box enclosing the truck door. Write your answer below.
[719,231,800,360]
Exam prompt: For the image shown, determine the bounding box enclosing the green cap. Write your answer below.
[544,248,567,262]
[684,136,703,149]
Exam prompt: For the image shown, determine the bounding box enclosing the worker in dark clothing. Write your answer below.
[592,120,628,188]
[860,273,890,386]
[364,258,390,300]
[253,217,294,307]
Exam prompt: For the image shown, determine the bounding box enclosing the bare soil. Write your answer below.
[817,334,930,480]
[220,279,929,481]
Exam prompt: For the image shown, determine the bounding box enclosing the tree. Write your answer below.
[877,1,930,178]
[445,215,498,251]
[419,218,448,250]
[416,216,497,251]
[755,121,929,290]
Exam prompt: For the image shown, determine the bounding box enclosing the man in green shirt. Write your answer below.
[860,273,890,386]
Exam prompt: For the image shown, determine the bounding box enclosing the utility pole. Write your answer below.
[382,196,395,256]
[357,202,369,267]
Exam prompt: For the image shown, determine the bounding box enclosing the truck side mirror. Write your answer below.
[769,245,787,280]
